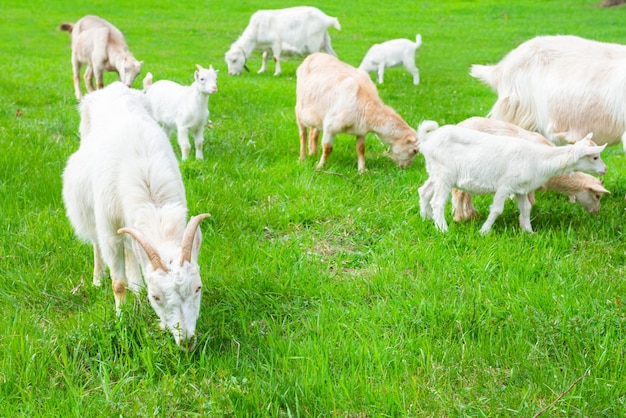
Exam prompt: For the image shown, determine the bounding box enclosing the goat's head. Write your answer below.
[225,45,249,75]
[119,213,210,350]
[195,64,218,94]
[571,133,608,176]
[118,55,143,88]
[390,133,420,168]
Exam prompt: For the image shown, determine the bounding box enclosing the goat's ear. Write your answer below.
[590,183,610,194]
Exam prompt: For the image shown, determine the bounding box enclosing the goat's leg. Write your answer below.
[356,135,366,172]
[430,182,451,232]
[317,130,335,169]
[272,44,282,76]
[308,128,320,156]
[480,190,508,235]
[94,67,105,90]
[377,62,385,84]
[418,179,435,220]
[452,189,477,222]
[403,57,420,85]
[193,126,205,160]
[92,242,107,286]
[71,56,83,100]
[84,65,96,92]
[125,247,143,294]
[98,231,127,314]
[258,51,269,74]
[297,121,308,161]
[177,126,192,160]
[515,193,534,233]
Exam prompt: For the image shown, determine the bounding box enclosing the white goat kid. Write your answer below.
[417,121,607,235]
[453,117,610,219]
[143,65,218,160]
[62,82,211,349]
[296,53,419,172]
[225,6,341,76]
[359,34,422,85]
[59,15,142,100]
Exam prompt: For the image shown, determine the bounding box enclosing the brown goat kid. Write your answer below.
[295,52,419,172]
[59,15,142,100]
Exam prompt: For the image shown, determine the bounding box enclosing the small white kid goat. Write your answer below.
[59,15,143,100]
[225,6,341,76]
[62,82,211,349]
[296,52,419,172]
[417,121,607,234]
[143,65,218,160]
[359,34,422,85]
[452,117,610,220]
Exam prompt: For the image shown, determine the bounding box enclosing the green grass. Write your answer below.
[2,0,626,415]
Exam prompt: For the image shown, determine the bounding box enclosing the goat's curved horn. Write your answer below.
[180,214,211,265]
[118,227,169,272]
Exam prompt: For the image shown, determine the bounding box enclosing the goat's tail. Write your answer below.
[58,23,74,33]
[469,64,498,89]
[142,72,153,92]
[417,120,439,143]
[415,34,422,48]
[330,17,341,31]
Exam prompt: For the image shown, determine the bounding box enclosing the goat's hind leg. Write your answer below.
[430,182,451,232]
[515,193,534,233]
[177,126,192,160]
[418,178,435,220]
[480,189,508,235]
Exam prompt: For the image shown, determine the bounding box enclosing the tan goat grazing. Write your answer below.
[295,52,419,172]
[59,15,143,100]
[452,117,610,221]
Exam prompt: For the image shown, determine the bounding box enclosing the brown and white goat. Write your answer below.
[295,52,419,172]
[59,15,142,100]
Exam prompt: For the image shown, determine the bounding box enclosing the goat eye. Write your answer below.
[195,286,202,294]
[151,294,161,301]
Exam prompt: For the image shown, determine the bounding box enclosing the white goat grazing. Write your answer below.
[143,65,218,161]
[417,121,607,234]
[296,53,419,172]
[358,34,422,85]
[225,6,341,76]
[59,15,143,100]
[62,82,211,349]
[471,35,626,148]
[452,117,610,221]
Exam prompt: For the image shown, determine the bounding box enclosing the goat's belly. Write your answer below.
[455,179,496,195]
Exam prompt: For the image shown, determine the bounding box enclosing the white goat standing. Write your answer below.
[452,117,610,220]
[59,15,143,100]
[62,82,211,349]
[225,6,341,76]
[296,52,419,172]
[359,34,422,85]
[143,65,218,161]
[417,121,607,234]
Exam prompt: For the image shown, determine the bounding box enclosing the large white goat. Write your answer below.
[359,34,422,85]
[471,35,626,148]
[225,6,341,76]
[143,65,218,161]
[62,82,210,349]
[452,117,610,220]
[296,52,419,172]
[59,15,143,100]
[417,121,607,234]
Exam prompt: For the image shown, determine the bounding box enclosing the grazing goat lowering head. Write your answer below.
[62,82,210,349]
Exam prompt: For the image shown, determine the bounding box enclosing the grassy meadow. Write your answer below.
[2,0,626,415]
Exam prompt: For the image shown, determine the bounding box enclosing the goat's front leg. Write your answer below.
[125,247,143,294]
[430,182,451,232]
[92,242,107,286]
[93,67,105,90]
[377,63,385,84]
[356,135,366,172]
[515,193,534,233]
[177,126,191,160]
[193,127,205,160]
[258,51,269,74]
[272,45,282,76]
